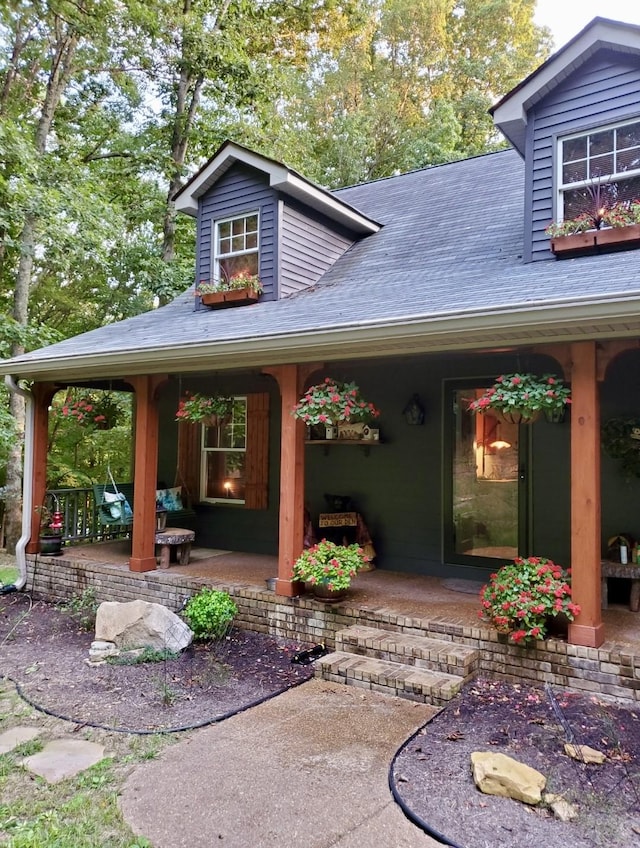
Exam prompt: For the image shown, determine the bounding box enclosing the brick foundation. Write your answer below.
[25,555,640,703]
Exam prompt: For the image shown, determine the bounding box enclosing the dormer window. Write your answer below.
[214,212,259,283]
[559,119,640,220]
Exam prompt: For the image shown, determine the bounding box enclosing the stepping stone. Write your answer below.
[0,726,42,755]
[22,738,106,783]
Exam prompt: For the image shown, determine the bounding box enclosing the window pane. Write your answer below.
[563,136,587,162]
[617,122,640,149]
[246,232,258,249]
[204,452,246,500]
[588,153,613,179]
[232,235,245,252]
[231,218,245,236]
[219,254,259,280]
[617,148,640,173]
[589,129,613,156]
[219,236,231,255]
[218,221,231,239]
[562,160,587,184]
[246,214,258,232]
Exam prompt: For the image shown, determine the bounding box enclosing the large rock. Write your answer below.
[471,751,546,805]
[95,600,193,652]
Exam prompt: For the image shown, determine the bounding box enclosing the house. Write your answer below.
[3,17,640,652]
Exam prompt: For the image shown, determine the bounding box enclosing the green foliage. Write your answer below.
[292,540,371,590]
[59,588,99,632]
[602,417,640,480]
[182,589,237,641]
[468,373,571,419]
[479,556,580,644]
[107,647,179,666]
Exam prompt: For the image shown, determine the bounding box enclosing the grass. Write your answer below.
[0,679,173,848]
[0,564,19,585]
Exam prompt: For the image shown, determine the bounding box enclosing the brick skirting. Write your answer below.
[25,555,640,703]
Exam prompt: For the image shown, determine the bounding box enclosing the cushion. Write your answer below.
[156,486,184,512]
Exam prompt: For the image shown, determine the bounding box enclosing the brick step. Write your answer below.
[335,625,479,678]
[314,651,467,705]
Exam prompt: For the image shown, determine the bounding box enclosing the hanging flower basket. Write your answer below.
[175,392,233,425]
[468,374,571,424]
[56,392,123,429]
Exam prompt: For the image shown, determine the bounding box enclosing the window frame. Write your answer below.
[556,117,640,221]
[211,211,259,284]
[200,395,248,505]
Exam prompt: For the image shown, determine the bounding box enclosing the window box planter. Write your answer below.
[200,288,260,309]
[550,231,596,256]
[595,223,640,248]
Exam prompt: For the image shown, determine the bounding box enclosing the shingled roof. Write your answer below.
[3,147,640,381]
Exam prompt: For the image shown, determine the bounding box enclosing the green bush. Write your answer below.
[182,589,237,641]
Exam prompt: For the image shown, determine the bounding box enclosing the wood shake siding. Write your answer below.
[197,164,277,299]
[280,203,354,296]
[527,51,640,262]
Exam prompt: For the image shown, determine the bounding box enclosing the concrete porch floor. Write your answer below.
[60,539,640,652]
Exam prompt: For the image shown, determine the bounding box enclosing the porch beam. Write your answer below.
[26,383,57,553]
[568,341,605,648]
[128,375,163,573]
[263,363,322,596]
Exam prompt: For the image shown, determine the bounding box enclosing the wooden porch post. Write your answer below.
[26,383,57,553]
[128,376,162,573]
[568,341,605,647]
[263,363,321,597]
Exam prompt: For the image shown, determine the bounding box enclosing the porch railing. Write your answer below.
[44,488,129,544]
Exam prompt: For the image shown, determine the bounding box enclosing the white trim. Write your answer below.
[174,142,380,235]
[212,211,260,283]
[200,396,247,505]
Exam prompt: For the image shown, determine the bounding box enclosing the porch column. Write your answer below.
[264,363,321,597]
[26,383,57,553]
[128,376,161,573]
[568,341,605,647]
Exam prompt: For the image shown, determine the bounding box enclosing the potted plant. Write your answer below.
[56,391,123,429]
[546,191,640,256]
[292,378,380,439]
[292,539,371,601]
[175,391,234,426]
[479,556,580,644]
[467,373,571,424]
[196,272,263,308]
[36,500,64,556]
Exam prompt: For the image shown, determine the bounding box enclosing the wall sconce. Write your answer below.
[403,394,425,425]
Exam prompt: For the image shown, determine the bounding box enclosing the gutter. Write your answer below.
[2,376,33,592]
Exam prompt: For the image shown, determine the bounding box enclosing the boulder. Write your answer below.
[471,751,546,805]
[95,600,193,652]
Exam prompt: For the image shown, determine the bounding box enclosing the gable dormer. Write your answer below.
[173,142,380,302]
[491,18,640,262]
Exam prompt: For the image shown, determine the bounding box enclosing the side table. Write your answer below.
[601,560,640,612]
[155,527,195,569]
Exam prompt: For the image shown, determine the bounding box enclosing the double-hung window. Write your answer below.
[558,119,640,220]
[201,397,247,503]
[213,213,259,283]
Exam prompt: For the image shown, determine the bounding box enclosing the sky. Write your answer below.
[534,0,638,49]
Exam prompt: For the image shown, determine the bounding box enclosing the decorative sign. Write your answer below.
[318,512,358,528]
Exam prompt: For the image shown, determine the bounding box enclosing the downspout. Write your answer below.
[2,375,34,592]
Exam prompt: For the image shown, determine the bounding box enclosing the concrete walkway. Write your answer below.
[120,680,443,848]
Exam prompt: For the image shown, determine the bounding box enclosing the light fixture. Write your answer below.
[223,481,232,498]
[488,420,511,450]
[403,394,425,425]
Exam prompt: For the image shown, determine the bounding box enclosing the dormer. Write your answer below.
[173,141,380,303]
[491,18,640,262]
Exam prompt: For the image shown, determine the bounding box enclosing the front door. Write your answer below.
[445,382,528,566]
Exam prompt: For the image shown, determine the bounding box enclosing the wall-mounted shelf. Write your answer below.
[305,439,383,456]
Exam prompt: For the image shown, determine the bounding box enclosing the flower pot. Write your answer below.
[200,288,260,308]
[311,584,348,603]
[595,224,640,248]
[39,534,63,556]
[550,231,596,256]
[200,291,226,307]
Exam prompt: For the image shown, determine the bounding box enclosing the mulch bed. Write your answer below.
[0,593,313,732]
[392,678,640,848]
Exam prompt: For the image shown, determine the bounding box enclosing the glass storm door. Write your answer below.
[446,384,528,565]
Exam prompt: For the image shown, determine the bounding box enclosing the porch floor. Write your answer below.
[59,540,640,652]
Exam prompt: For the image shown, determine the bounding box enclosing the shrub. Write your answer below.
[60,587,98,631]
[479,556,580,645]
[182,589,237,640]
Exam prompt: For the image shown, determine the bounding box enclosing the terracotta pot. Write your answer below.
[311,584,348,603]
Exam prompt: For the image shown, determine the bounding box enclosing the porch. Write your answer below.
[26,540,640,703]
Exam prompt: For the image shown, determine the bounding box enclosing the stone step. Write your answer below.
[314,651,466,706]
[335,625,479,678]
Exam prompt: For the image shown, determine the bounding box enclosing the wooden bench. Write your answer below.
[92,483,197,529]
[601,560,640,612]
